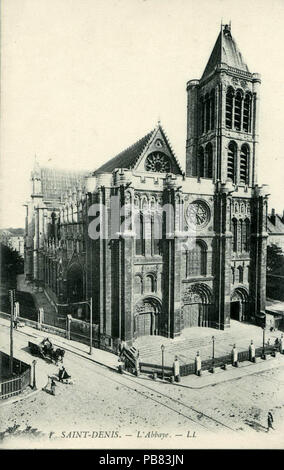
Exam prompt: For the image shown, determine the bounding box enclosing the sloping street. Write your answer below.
[1,321,284,449]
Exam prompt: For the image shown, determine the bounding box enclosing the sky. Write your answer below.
[1,0,284,228]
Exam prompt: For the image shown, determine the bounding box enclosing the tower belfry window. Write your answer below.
[198,147,204,177]
[226,88,234,129]
[227,142,236,183]
[205,143,213,179]
[234,91,242,131]
[240,145,249,184]
[243,94,251,133]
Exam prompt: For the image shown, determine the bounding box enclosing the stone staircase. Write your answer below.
[134,322,273,366]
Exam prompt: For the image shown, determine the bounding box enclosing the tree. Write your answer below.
[267,244,284,275]
[0,242,24,287]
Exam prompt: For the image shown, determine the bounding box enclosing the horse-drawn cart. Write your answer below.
[28,337,65,364]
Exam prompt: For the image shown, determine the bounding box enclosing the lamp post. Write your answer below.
[161,344,165,380]
[262,326,266,359]
[32,360,37,389]
[89,297,93,355]
[9,289,15,375]
[212,335,215,372]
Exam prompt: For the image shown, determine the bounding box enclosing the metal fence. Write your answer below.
[139,362,174,377]
[144,344,280,378]
[0,357,31,400]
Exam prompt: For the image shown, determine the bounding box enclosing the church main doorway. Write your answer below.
[182,284,213,328]
[134,297,161,338]
[230,288,249,322]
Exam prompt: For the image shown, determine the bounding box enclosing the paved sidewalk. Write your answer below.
[0,316,120,371]
[1,315,284,400]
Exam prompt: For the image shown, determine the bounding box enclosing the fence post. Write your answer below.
[195,351,202,376]
[173,356,180,382]
[249,340,256,362]
[38,308,44,331]
[66,315,71,340]
[135,355,140,377]
[232,344,238,367]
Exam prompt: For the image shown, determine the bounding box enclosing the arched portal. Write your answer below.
[67,263,84,303]
[230,288,249,321]
[182,284,213,328]
[134,297,161,338]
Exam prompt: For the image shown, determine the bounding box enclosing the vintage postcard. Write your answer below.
[0,0,284,453]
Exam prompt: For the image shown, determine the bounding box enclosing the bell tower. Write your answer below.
[186,24,261,189]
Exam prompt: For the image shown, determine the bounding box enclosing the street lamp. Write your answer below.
[89,297,93,355]
[262,326,266,359]
[32,360,37,390]
[161,344,165,380]
[212,335,215,372]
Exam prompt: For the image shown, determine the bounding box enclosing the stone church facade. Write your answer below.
[24,25,269,350]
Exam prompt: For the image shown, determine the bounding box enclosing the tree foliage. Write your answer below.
[0,242,24,285]
[267,244,284,275]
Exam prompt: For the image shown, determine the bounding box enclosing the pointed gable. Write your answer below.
[94,125,183,176]
[135,125,183,175]
[201,24,250,81]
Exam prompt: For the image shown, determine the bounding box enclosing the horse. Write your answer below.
[52,348,65,364]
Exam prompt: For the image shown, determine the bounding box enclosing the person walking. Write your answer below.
[50,378,56,396]
[267,411,274,432]
[58,365,65,382]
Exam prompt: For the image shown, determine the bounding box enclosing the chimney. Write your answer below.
[270,208,276,225]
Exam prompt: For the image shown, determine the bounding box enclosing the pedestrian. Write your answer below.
[58,365,65,382]
[50,378,56,396]
[61,367,72,383]
[267,411,274,432]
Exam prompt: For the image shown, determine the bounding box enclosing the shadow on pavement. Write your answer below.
[245,419,267,433]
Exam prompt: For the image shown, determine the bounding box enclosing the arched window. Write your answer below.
[243,93,251,133]
[234,91,242,131]
[239,220,244,252]
[227,142,237,183]
[187,241,207,276]
[151,214,162,255]
[231,267,235,284]
[244,219,250,252]
[210,89,215,130]
[205,143,213,178]
[226,88,234,129]
[240,145,249,184]
[145,274,156,293]
[200,97,204,134]
[205,94,210,132]
[232,218,238,252]
[135,212,145,255]
[198,147,204,177]
[237,266,244,283]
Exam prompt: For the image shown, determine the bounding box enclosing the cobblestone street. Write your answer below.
[0,324,284,449]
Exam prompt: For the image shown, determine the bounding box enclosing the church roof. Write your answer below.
[94,124,183,176]
[39,167,88,202]
[94,130,155,174]
[201,24,250,81]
